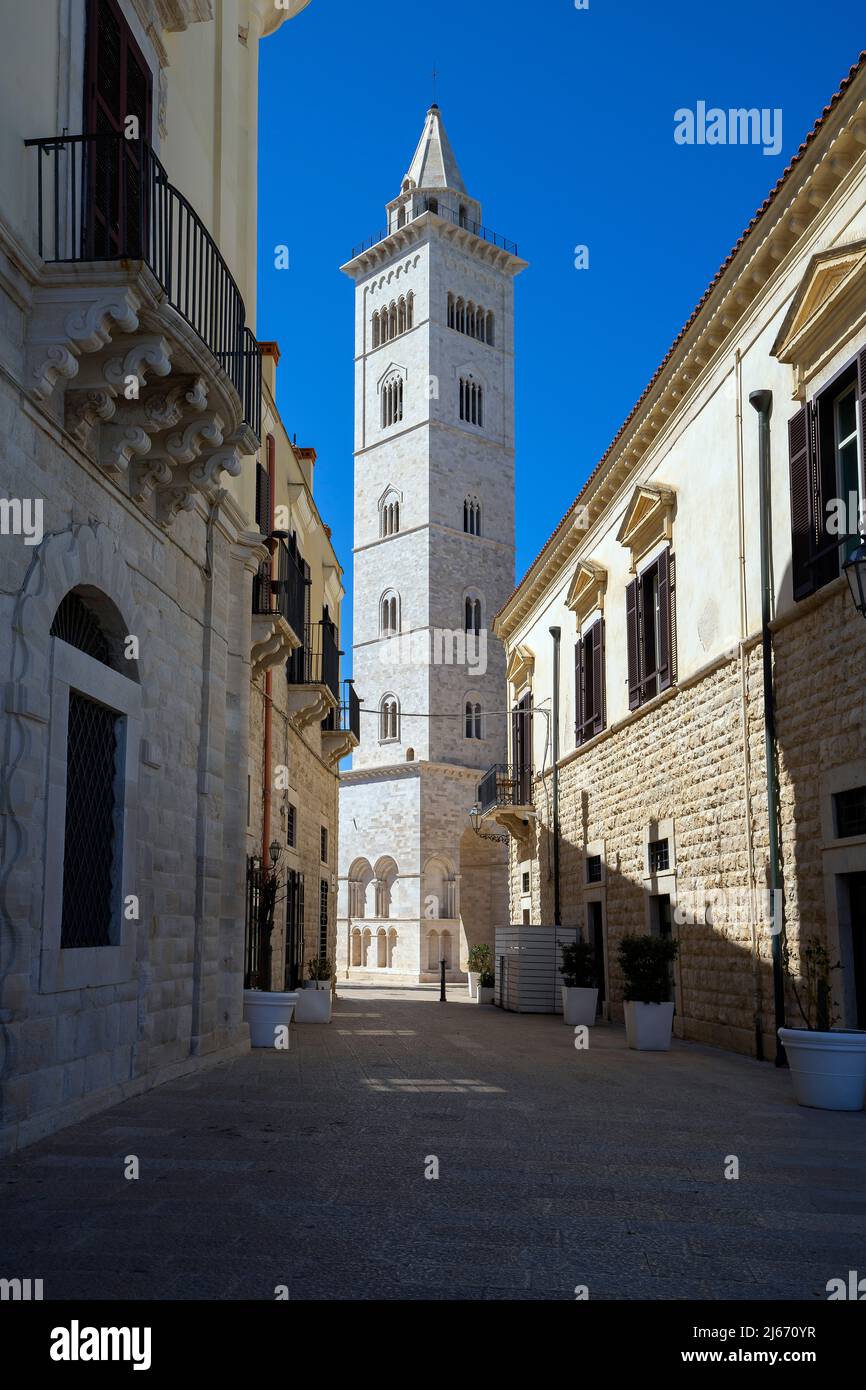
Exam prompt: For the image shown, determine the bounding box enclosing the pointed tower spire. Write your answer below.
[404,105,467,194]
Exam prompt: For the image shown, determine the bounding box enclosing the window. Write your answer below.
[835,787,866,839]
[381,374,404,429]
[60,692,120,948]
[521,871,531,894]
[586,854,602,884]
[380,591,399,635]
[255,460,270,533]
[380,695,400,741]
[284,869,304,990]
[447,294,493,346]
[575,618,605,744]
[464,595,482,634]
[464,496,481,536]
[648,838,670,874]
[287,801,296,848]
[464,701,482,739]
[319,879,329,958]
[789,348,865,600]
[512,692,532,804]
[459,377,483,427]
[321,826,329,864]
[626,549,675,709]
[380,495,400,538]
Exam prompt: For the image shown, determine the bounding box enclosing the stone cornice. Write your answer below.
[341,213,527,281]
[495,70,866,645]
[341,759,481,786]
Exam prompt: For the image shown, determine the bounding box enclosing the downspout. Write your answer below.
[549,626,562,927]
[262,432,276,870]
[749,391,787,1065]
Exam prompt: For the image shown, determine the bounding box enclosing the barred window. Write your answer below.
[835,787,866,839]
[586,854,602,884]
[648,838,670,874]
[319,878,329,957]
[60,692,120,949]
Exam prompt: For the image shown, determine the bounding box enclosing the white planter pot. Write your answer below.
[243,989,298,1048]
[467,971,479,1000]
[624,1000,674,1051]
[476,986,495,1004]
[294,986,332,1024]
[778,1027,866,1111]
[561,985,598,1027]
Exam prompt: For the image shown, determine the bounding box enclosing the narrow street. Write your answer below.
[2,987,863,1301]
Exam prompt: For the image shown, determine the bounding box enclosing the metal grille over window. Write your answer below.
[835,787,866,839]
[60,692,119,949]
[586,855,602,884]
[648,838,670,874]
[319,879,329,957]
[50,592,113,667]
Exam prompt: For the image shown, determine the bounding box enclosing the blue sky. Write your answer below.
[257,0,864,655]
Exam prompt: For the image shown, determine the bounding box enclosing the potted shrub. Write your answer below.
[618,934,679,1051]
[467,943,491,1001]
[242,862,298,1047]
[476,968,495,1005]
[294,958,333,1023]
[778,936,866,1111]
[559,940,598,1027]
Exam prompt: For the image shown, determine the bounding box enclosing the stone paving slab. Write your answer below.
[1,983,864,1301]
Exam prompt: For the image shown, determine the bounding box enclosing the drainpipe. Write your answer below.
[262,432,276,873]
[749,391,787,1065]
[549,626,562,927]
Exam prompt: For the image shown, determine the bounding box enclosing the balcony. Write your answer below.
[476,762,536,843]
[321,680,361,767]
[285,617,340,729]
[350,200,519,261]
[24,132,261,528]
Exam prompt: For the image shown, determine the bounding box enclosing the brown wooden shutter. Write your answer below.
[626,578,641,710]
[575,640,584,745]
[859,349,866,521]
[255,462,270,533]
[789,404,815,600]
[657,549,673,692]
[591,618,605,734]
[812,395,840,591]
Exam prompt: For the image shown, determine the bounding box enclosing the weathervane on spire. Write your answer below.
[432,62,438,106]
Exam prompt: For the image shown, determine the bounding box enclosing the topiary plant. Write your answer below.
[467,943,492,975]
[617,934,678,1004]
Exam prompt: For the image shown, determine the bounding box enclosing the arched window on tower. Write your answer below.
[379,694,400,742]
[380,590,400,635]
[380,493,401,538]
[463,495,481,536]
[398,297,406,335]
[464,593,482,635]
[447,292,455,329]
[459,204,468,228]
[372,311,380,349]
[407,291,414,329]
[381,374,404,429]
[459,378,483,428]
[465,700,483,739]
[389,302,398,339]
[486,310,494,345]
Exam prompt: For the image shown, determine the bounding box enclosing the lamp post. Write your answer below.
[843,539,866,617]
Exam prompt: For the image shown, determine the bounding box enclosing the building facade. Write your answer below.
[482,56,866,1058]
[244,343,357,995]
[0,0,314,1154]
[337,108,524,982]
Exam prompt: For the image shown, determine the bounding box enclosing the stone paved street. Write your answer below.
[2,985,865,1301]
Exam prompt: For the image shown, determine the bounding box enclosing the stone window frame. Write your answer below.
[642,817,677,886]
[583,838,606,888]
[820,759,866,1027]
[41,636,142,994]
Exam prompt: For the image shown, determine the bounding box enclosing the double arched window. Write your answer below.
[372,293,414,348]
[380,590,400,635]
[464,496,481,536]
[447,294,494,346]
[465,700,483,740]
[380,694,400,742]
[464,593,482,634]
[459,377,483,427]
[381,374,404,429]
[380,497,400,537]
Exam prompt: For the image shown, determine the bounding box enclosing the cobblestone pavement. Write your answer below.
[2,985,864,1301]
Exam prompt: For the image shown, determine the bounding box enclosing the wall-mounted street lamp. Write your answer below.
[268,840,281,868]
[843,539,866,618]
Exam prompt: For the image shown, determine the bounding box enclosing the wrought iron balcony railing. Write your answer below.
[351,199,518,259]
[323,680,361,740]
[287,618,340,705]
[477,762,533,816]
[25,131,261,438]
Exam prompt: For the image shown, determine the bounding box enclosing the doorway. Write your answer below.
[587,900,605,1008]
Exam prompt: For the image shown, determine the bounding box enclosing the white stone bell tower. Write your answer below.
[337,106,527,983]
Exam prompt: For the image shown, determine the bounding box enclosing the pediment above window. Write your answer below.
[377,361,408,390]
[771,239,866,392]
[616,484,676,571]
[566,561,607,628]
[506,643,535,694]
